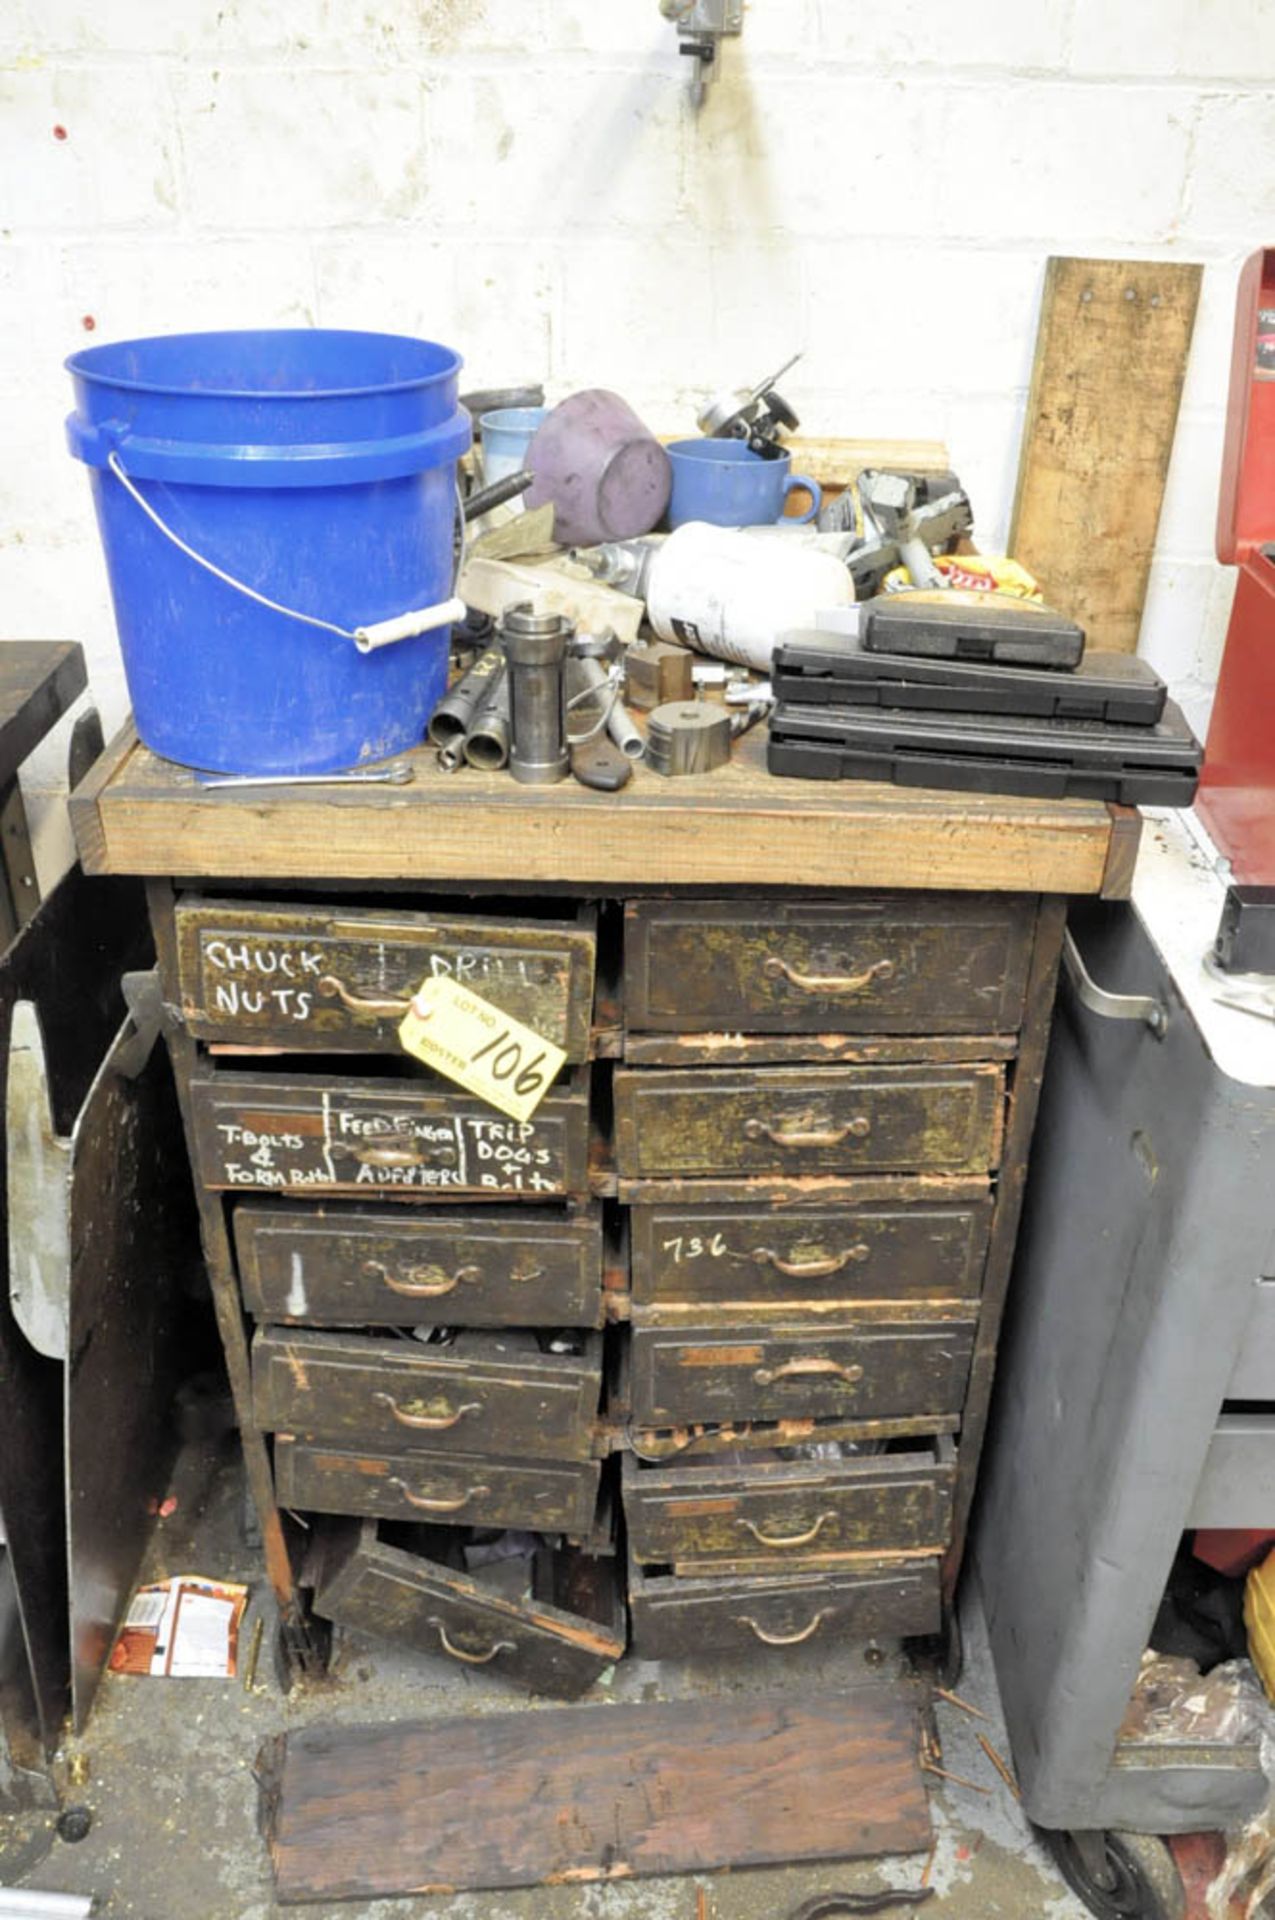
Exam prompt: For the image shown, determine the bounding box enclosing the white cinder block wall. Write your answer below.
[2,0,1273,881]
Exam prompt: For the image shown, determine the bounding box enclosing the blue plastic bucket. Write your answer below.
[65,329,471,774]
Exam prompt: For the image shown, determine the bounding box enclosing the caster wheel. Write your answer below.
[1045,1828,1186,1920]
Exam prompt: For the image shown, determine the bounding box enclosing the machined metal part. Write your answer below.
[1061,929,1168,1037]
[626,640,695,711]
[500,602,571,785]
[428,646,505,747]
[462,665,512,771]
[1214,884,1275,975]
[645,700,732,777]
[661,0,742,103]
[819,473,973,596]
[697,351,802,454]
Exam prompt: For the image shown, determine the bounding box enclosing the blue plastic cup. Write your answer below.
[479,406,548,485]
[665,438,822,529]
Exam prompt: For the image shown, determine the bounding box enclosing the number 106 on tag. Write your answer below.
[398,975,567,1124]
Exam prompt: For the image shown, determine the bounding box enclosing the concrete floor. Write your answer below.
[0,1444,1092,1919]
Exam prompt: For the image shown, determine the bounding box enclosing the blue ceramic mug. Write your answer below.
[665,438,822,529]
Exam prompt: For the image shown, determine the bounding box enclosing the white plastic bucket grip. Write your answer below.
[105,450,465,652]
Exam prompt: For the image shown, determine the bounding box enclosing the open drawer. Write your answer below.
[629,1550,941,1659]
[171,896,597,1059]
[253,1327,604,1462]
[623,1436,955,1571]
[314,1519,624,1699]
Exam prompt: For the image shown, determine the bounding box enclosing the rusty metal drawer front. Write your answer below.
[314,1522,624,1699]
[189,1064,591,1198]
[623,1443,955,1567]
[253,1327,603,1462]
[613,1064,1004,1180]
[274,1437,601,1536]
[624,894,1034,1034]
[630,1317,975,1427]
[172,897,596,1059]
[235,1201,604,1329]
[630,1197,991,1309]
[628,1552,941,1658]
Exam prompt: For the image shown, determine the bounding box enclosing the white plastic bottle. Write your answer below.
[580,523,856,673]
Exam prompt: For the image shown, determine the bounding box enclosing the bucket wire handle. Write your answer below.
[105,449,465,653]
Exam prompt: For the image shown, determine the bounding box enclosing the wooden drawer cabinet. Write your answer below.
[315,1521,624,1699]
[629,1196,992,1309]
[622,1442,955,1569]
[274,1437,602,1537]
[172,897,597,1059]
[189,1064,592,1198]
[253,1328,603,1462]
[628,1552,941,1658]
[235,1201,604,1329]
[613,1064,1005,1180]
[624,894,1034,1034]
[629,1315,976,1428]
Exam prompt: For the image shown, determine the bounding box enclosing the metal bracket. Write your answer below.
[1062,930,1168,1038]
[661,0,742,104]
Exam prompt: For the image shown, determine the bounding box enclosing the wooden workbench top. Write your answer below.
[70,722,1137,897]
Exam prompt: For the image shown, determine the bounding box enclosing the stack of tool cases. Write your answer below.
[768,602,1202,806]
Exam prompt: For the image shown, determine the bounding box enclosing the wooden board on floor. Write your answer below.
[70,723,1133,898]
[1009,257,1202,651]
[260,1686,930,1902]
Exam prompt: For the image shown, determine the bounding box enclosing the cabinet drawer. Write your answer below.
[630,1197,991,1309]
[235,1201,604,1329]
[253,1328,603,1462]
[274,1437,601,1536]
[189,1064,591,1198]
[172,897,596,1059]
[315,1521,624,1699]
[629,1553,941,1658]
[1186,1414,1275,1529]
[614,1065,1003,1181]
[623,1442,954,1568]
[624,895,1034,1034]
[630,1317,975,1426]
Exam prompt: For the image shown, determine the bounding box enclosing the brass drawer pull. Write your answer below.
[374,1391,482,1431]
[354,1141,427,1169]
[753,1358,865,1388]
[736,1609,832,1646]
[389,1478,490,1513]
[429,1618,514,1665]
[363,1258,481,1299]
[752,1243,870,1278]
[763,955,895,996]
[737,1511,835,1549]
[744,1116,871,1149]
[317,973,411,1019]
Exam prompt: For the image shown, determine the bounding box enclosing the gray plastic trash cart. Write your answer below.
[975,809,1275,1920]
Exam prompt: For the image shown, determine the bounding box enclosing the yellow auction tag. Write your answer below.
[398,975,567,1124]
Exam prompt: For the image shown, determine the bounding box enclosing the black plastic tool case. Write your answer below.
[774,634,1167,726]
[861,597,1085,668]
[767,699,1201,806]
